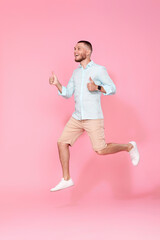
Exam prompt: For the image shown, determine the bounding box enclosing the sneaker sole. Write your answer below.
[50,183,74,192]
[129,141,140,166]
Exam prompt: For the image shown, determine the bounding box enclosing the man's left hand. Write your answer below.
[87,77,98,91]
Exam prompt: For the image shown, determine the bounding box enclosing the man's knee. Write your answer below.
[95,149,103,155]
[57,141,70,149]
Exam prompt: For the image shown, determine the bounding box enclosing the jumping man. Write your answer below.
[49,40,140,192]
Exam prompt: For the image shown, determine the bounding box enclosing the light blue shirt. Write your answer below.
[58,60,116,120]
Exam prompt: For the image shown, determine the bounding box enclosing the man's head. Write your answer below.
[74,40,93,62]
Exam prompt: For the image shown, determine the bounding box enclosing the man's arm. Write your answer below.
[87,66,116,95]
[99,66,116,95]
[87,78,106,93]
[56,82,62,94]
[95,85,106,94]
[49,71,62,90]
[49,71,74,98]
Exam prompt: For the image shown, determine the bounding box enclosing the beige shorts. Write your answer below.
[57,116,107,151]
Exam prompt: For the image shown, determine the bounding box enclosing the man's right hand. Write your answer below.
[49,71,59,86]
[49,71,62,93]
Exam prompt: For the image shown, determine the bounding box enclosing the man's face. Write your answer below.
[74,43,89,62]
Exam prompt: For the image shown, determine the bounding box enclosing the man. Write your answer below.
[49,40,140,192]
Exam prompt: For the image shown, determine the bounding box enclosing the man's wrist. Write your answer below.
[56,82,61,88]
[96,85,102,91]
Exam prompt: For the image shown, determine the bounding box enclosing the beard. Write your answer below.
[74,54,86,62]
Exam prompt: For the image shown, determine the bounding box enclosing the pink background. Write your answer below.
[1,0,160,239]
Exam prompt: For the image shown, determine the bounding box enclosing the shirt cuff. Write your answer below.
[58,86,67,96]
[102,85,116,95]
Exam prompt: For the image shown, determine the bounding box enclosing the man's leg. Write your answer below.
[50,141,74,191]
[95,142,140,166]
[57,142,71,180]
[56,117,83,180]
[50,117,84,191]
[95,142,133,155]
[85,119,139,165]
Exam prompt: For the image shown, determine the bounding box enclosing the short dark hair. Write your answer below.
[77,40,93,53]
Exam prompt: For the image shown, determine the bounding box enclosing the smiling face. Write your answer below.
[74,43,91,62]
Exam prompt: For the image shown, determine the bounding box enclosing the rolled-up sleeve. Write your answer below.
[99,66,116,95]
[58,72,75,98]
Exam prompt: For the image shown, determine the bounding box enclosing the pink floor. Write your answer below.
[1,187,160,240]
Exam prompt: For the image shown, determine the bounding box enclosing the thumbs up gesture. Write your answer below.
[49,71,59,86]
[87,77,97,91]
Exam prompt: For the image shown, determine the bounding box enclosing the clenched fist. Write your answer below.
[49,71,59,86]
[87,77,98,91]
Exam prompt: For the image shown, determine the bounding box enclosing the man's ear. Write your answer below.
[86,49,91,56]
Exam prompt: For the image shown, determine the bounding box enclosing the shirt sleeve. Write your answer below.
[99,66,116,95]
[58,72,75,99]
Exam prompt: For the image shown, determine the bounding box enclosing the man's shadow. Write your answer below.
[69,96,147,204]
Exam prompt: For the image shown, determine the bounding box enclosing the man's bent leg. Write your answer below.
[95,142,133,155]
[85,119,139,165]
[57,141,71,180]
[95,142,140,166]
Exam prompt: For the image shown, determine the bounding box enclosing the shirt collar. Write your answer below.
[79,60,94,69]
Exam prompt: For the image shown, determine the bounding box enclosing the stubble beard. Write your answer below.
[74,54,86,62]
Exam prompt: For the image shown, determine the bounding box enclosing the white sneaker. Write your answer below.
[50,178,74,192]
[129,141,140,166]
